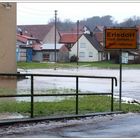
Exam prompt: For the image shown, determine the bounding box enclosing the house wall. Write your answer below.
[59,45,69,62]
[43,25,60,44]
[98,52,102,61]
[58,46,68,62]
[41,51,55,62]
[19,48,26,62]
[48,51,58,62]
[32,51,43,62]
[0,3,16,73]
[41,50,69,62]
[70,35,100,62]
[58,52,69,62]
[59,45,69,53]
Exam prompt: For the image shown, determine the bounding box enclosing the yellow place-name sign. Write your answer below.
[105,28,137,49]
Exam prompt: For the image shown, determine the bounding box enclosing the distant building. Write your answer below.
[33,43,69,62]
[59,33,82,50]
[70,34,104,62]
[17,24,60,44]
[16,34,41,62]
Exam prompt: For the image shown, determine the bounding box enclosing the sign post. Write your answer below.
[119,49,122,110]
[104,27,137,110]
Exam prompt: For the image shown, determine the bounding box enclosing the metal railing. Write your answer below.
[0,73,117,118]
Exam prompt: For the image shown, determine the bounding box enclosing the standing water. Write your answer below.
[17,67,140,102]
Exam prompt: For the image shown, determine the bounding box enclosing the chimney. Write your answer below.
[20,31,23,35]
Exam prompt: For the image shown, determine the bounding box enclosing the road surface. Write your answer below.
[0,113,140,138]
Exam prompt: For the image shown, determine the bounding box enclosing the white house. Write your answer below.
[70,34,104,62]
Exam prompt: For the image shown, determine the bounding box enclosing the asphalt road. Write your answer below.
[0,113,140,138]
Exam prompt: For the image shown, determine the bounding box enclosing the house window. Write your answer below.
[79,52,85,57]
[80,43,86,48]
[43,53,49,61]
[89,52,93,57]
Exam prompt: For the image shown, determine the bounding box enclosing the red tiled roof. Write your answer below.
[17,34,38,43]
[17,24,53,41]
[60,33,82,43]
[60,28,83,36]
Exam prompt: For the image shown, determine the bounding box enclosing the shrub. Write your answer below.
[70,55,78,62]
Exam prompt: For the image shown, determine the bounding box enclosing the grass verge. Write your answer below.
[17,61,140,69]
[0,95,139,118]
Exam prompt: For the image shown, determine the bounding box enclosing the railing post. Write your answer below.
[76,76,79,114]
[31,75,34,118]
[111,78,114,112]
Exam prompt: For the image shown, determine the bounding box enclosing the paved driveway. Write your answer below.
[0,113,140,138]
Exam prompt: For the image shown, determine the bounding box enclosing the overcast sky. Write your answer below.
[17,2,140,25]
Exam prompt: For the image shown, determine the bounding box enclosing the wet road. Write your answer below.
[0,113,140,138]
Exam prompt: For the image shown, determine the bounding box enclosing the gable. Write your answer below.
[70,35,102,62]
[43,25,60,44]
[93,26,104,32]
[73,34,103,52]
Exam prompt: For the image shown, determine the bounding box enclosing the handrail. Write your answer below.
[0,73,117,86]
[0,73,117,118]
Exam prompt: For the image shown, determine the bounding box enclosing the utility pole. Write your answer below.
[54,10,57,63]
[77,20,79,66]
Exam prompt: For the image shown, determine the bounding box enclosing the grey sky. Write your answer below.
[17,2,140,25]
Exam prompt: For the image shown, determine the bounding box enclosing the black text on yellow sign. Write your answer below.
[105,28,137,49]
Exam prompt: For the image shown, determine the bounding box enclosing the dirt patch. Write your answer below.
[0,113,27,120]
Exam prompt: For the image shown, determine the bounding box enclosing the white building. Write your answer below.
[70,34,104,62]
